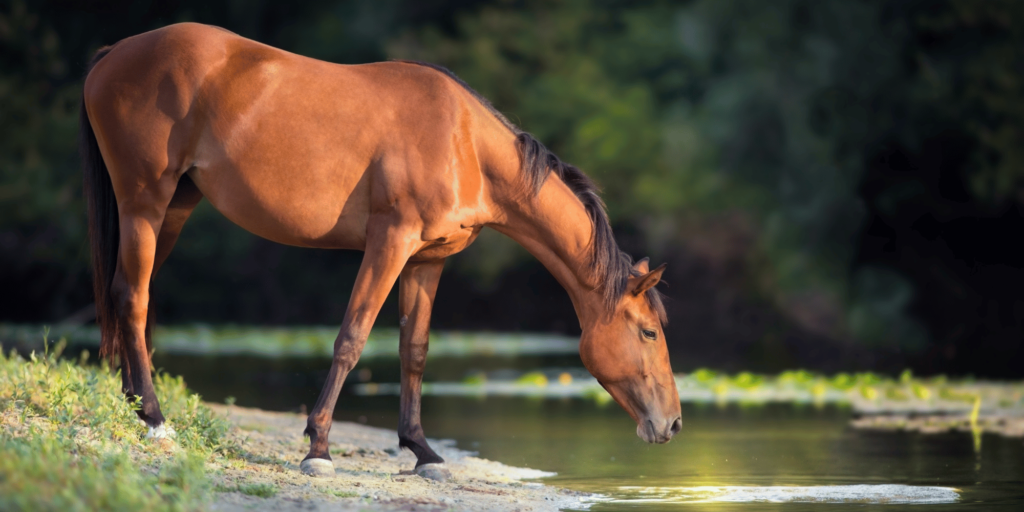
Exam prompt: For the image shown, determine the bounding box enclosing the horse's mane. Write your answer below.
[397,60,666,323]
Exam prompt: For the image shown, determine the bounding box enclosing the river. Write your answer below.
[153,352,1024,510]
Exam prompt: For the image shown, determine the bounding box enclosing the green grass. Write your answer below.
[238,482,278,498]
[215,482,279,498]
[0,338,237,511]
[327,489,361,498]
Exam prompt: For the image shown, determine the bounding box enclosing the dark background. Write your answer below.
[2,0,1021,376]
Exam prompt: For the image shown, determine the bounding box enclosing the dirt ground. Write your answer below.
[205,404,592,511]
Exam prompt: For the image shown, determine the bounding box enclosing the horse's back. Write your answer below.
[84,23,497,252]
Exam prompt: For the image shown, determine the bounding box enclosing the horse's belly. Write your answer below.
[189,163,370,250]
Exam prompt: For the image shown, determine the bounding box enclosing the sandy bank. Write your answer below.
[205,404,592,511]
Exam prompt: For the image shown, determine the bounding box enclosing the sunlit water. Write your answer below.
[591,485,960,504]
[156,353,1024,510]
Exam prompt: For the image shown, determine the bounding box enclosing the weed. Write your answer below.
[0,339,237,511]
[238,482,278,498]
[328,489,361,498]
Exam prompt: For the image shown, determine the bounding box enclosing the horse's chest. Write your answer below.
[412,225,482,261]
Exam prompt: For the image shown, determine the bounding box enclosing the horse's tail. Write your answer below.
[80,46,120,361]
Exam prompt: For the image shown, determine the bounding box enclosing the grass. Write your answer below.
[214,482,278,497]
[0,337,237,511]
[215,482,279,498]
[326,489,362,498]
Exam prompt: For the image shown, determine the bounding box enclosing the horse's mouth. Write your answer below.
[636,416,682,444]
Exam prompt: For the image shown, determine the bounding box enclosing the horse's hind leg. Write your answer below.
[109,177,179,436]
[397,260,447,474]
[116,175,201,408]
[144,175,203,355]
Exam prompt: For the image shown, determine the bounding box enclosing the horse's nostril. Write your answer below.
[670,416,682,435]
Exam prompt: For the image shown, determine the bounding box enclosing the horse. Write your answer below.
[79,22,681,478]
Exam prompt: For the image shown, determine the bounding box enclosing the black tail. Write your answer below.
[80,46,120,360]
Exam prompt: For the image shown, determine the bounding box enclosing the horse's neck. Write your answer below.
[489,170,604,323]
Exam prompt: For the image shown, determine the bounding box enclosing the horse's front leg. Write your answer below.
[397,259,447,477]
[300,221,421,477]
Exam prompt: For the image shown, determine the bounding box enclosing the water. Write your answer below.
[154,353,1024,510]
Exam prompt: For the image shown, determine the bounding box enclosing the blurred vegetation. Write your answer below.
[374,365,1024,421]
[0,323,581,358]
[1,0,1022,376]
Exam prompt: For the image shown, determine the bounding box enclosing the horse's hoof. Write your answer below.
[146,423,176,440]
[414,463,451,482]
[300,458,335,477]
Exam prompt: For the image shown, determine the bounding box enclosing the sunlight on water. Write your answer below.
[587,485,960,505]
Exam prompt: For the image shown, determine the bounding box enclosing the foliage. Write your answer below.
[0,0,90,321]
[0,337,235,511]
[1,0,1022,374]
[390,0,934,347]
[0,323,581,359]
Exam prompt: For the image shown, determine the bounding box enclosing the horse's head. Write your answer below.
[579,258,681,443]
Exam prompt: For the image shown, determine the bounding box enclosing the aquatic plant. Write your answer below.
[357,367,1024,417]
[516,371,549,387]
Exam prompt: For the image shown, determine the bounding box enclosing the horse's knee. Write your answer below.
[400,343,429,374]
[401,358,427,376]
[331,328,371,367]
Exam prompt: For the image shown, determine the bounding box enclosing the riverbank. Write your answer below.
[207,404,590,511]
[0,348,588,511]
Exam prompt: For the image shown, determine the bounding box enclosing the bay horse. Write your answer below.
[80,23,681,478]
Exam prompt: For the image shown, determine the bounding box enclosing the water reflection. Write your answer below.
[590,485,959,504]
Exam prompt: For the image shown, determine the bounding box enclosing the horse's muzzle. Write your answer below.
[637,415,683,444]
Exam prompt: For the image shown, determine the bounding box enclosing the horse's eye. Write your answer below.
[641,328,657,340]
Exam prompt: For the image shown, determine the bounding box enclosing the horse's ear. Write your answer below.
[633,257,650,274]
[629,263,666,296]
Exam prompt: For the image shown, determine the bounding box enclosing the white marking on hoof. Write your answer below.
[414,463,451,482]
[300,458,335,477]
[146,423,176,439]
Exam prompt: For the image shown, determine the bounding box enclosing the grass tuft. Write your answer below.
[327,489,361,498]
[0,340,236,511]
[237,482,278,498]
